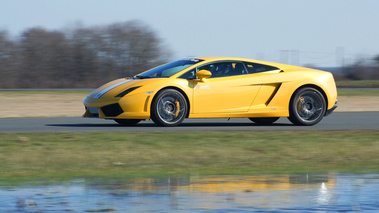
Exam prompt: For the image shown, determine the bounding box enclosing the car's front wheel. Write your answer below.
[114,119,141,126]
[288,87,326,126]
[249,117,279,125]
[151,89,188,127]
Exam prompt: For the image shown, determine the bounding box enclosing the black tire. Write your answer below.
[114,119,141,126]
[288,87,326,126]
[249,117,279,125]
[151,89,188,127]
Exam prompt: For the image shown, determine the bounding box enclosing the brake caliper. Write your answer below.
[297,97,305,112]
[175,100,180,118]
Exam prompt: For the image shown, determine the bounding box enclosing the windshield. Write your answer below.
[134,58,203,79]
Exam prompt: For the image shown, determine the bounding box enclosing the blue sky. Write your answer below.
[1,0,378,67]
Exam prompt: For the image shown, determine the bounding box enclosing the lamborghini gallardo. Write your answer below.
[83,57,337,126]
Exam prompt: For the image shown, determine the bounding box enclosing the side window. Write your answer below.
[179,61,279,79]
[198,62,248,78]
[244,62,279,73]
[179,68,196,79]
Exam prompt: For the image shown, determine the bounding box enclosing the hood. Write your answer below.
[87,78,146,100]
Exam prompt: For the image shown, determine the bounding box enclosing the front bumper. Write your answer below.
[83,103,124,118]
[83,93,152,120]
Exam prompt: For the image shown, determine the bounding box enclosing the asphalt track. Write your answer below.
[0,112,378,132]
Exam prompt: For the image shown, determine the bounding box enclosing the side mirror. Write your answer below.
[196,70,212,82]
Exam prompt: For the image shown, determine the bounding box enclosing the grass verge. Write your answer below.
[337,89,379,96]
[1,131,379,184]
[336,80,379,88]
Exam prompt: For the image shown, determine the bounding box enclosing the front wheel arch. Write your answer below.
[150,88,189,126]
[151,86,191,118]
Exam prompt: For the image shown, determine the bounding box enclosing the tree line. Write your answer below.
[336,55,379,81]
[1,19,378,88]
[0,20,172,88]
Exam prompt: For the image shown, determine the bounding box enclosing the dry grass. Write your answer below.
[0,90,378,118]
[0,90,90,118]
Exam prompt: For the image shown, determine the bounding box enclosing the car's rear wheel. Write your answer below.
[249,117,279,125]
[151,89,187,127]
[288,87,326,126]
[114,119,141,126]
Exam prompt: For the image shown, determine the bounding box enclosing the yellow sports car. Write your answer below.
[83,57,337,126]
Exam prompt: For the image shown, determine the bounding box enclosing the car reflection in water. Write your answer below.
[90,174,337,211]
[3,173,379,212]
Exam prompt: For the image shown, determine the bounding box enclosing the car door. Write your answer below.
[192,61,262,114]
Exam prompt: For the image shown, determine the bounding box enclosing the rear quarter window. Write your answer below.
[245,62,279,73]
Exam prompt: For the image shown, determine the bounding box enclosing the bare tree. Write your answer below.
[0,20,172,88]
[103,20,171,76]
[18,28,71,87]
[65,20,172,86]
[0,30,18,87]
[68,28,102,87]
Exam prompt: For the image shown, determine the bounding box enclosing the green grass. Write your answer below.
[337,89,379,96]
[336,80,379,88]
[1,131,379,184]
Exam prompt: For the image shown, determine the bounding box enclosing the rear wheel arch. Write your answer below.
[291,84,328,110]
[288,85,328,126]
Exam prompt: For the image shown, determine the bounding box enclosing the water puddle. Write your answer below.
[1,173,379,212]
